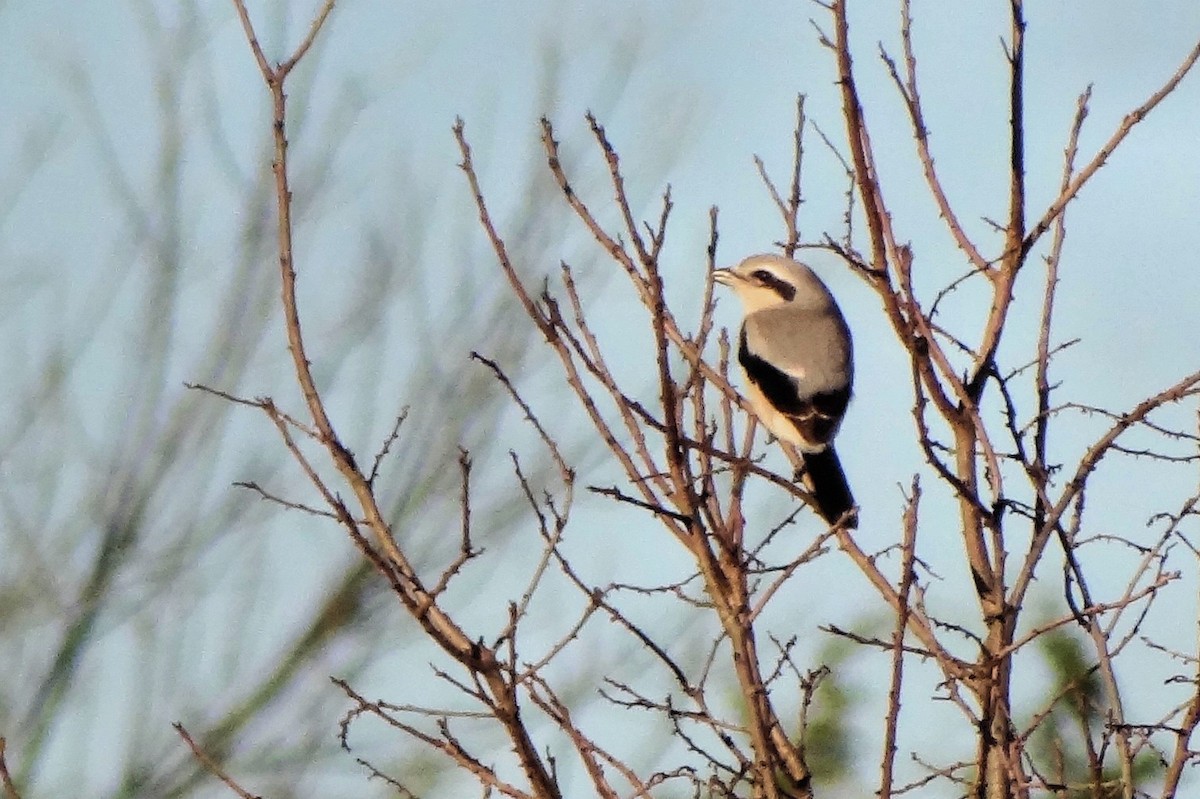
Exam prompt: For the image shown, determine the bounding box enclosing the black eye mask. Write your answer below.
[751,270,796,302]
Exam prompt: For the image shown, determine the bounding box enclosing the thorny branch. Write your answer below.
[458,113,824,797]
[185,3,1200,799]
[828,1,1200,797]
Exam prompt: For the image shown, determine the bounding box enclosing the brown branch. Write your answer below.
[588,485,691,524]
[553,266,677,500]
[880,477,920,799]
[539,117,743,408]
[831,3,996,620]
[587,114,652,267]
[502,451,577,647]
[367,408,409,486]
[829,0,890,272]
[1027,402,1200,443]
[226,10,565,795]
[427,450,481,600]
[173,723,261,799]
[458,123,679,541]
[1035,369,1200,574]
[184,383,319,439]
[998,571,1176,661]
[1161,617,1200,795]
[1032,84,1090,524]
[230,1,430,599]
[526,676,632,799]
[0,739,21,799]
[472,353,574,483]
[747,525,838,624]
[962,0,1027,405]
[230,0,335,82]
[830,523,971,683]
[233,480,338,519]
[753,94,808,256]
[644,194,698,529]
[886,0,989,271]
[333,679,533,799]
[811,127,861,252]
[229,0,348,462]
[353,758,417,797]
[690,207,722,362]
[785,95,806,257]
[1023,36,1200,254]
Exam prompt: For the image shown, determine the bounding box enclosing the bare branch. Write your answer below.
[879,477,920,799]
[885,0,989,271]
[1044,370,1200,541]
[173,723,261,799]
[0,740,21,799]
[753,94,808,256]
[367,408,410,486]
[1024,37,1200,253]
[233,480,338,519]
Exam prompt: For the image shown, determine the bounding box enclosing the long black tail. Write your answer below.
[799,446,857,527]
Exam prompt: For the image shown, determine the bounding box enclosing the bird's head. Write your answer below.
[712,253,836,314]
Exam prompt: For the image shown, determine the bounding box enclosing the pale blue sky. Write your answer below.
[3,1,1200,796]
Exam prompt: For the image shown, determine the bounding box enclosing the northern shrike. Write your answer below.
[714,253,856,525]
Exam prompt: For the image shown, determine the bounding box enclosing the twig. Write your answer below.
[367,408,409,485]
[884,0,988,271]
[588,485,691,524]
[470,354,573,484]
[879,477,920,799]
[754,95,807,256]
[227,9,564,797]
[332,679,533,799]
[0,739,21,799]
[1023,37,1200,254]
[230,0,336,82]
[233,480,338,519]
[173,723,261,799]
[185,383,319,439]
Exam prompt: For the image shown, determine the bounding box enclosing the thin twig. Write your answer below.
[1023,37,1200,254]
[173,723,261,799]
[233,480,339,519]
[0,739,21,799]
[880,477,920,799]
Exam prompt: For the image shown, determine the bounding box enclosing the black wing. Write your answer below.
[738,326,850,447]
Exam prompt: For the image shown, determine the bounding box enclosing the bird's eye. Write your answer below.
[751,269,773,282]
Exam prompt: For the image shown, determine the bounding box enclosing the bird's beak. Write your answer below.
[712,268,736,287]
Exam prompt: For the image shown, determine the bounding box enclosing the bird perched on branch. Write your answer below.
[714,253,857,526]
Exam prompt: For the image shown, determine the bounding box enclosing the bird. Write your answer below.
[713,253,856,526]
